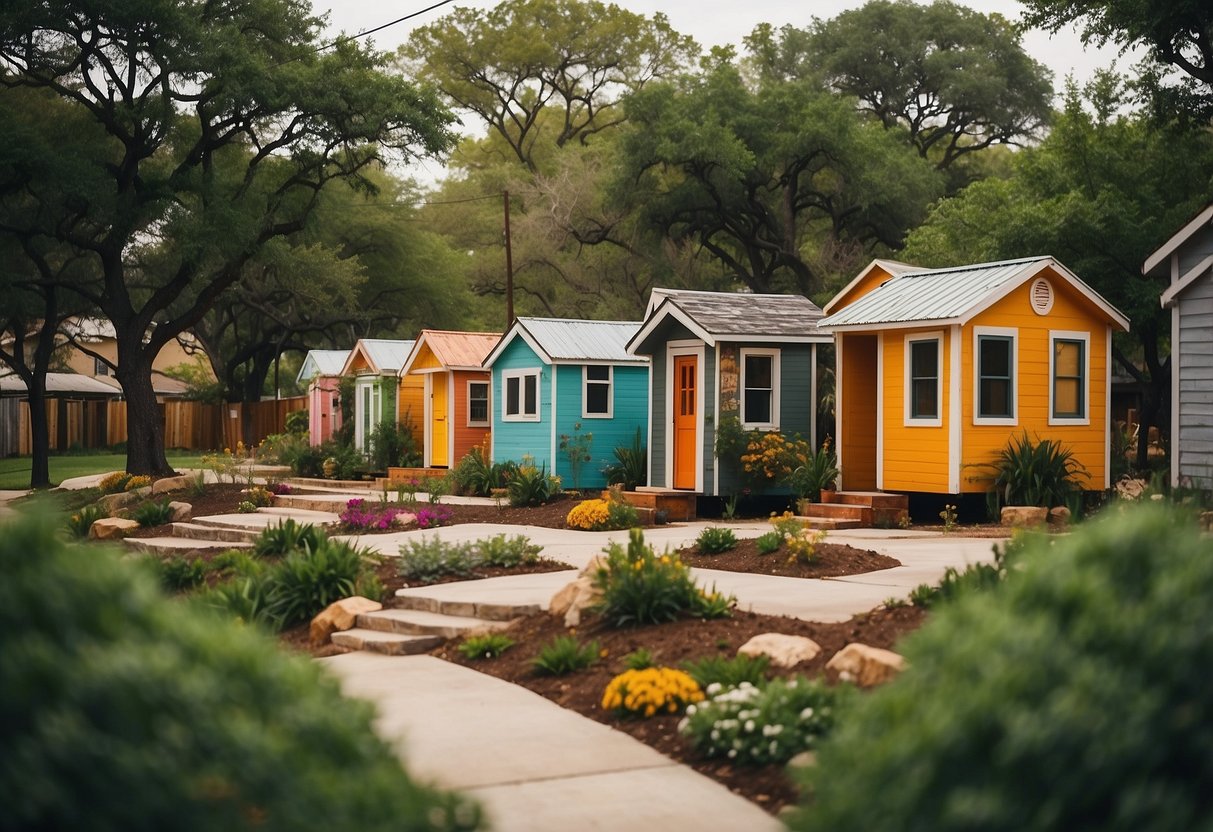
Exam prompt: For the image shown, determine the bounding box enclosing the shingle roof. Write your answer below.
[296,349,350,384]
[409,330,501,372]
[818,256,1129,331]
[508,318,646,364]
[646,288,825,338]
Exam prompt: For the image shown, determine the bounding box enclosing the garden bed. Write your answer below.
[678,536,900,578]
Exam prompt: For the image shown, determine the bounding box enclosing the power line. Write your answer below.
[312,0,458,54]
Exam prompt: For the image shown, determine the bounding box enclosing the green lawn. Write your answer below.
[0,452,209,490]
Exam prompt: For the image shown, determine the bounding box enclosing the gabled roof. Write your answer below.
[1142,202,1213,277]
[401,330,500,375]
[483,317,647,368]
[340,339,415,376]
[822,258,918,315]
[818,256,1130,332]
[296,349,351,384]
[1160,254,1213,309]
[0,372,122,396]
[629,288,830,354]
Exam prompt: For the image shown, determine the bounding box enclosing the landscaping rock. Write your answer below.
[168,501,192,522]
[1115,476,1147,501]
[1048,506,1071,527]
[1200,511,1213,532]
[737,633,822,668]
[310,596,384,646]
[1000,506,1048,527]
[97,491,139,513]
[151,475,194,495]
[826,642,906,687]
[88,517,141,540]
[549,555,606,627]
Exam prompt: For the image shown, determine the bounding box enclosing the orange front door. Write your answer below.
[672,355,698,490]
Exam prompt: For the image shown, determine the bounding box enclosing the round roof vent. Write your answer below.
[1030,277,1054,315]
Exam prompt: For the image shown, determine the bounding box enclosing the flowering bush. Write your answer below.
[679,678,843,765]
[740,432,811,487]
[566,488,639,531]
[415,506,452,530]
[339,498,412,532]
[245,486,274,507]
[602,667,705,718]
[123,475,152,492]
[202,441,251,484]
[786,528,828,564]
[235,500,258,514]
[266,481,293,496]
[97,471,131,494]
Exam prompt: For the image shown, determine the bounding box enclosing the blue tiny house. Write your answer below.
[626,288,831,497]
[483,317,650,490]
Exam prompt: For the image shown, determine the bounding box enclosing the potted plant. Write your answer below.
[788,438,839,504]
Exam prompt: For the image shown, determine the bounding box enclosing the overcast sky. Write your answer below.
[313,0,1136,181]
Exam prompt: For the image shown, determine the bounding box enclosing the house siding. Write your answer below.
[1176,259,1213,488]
[398,374,425,448]
[551,364,649,489]
[490,338,553,471]
[881,327,952,493]
[452,370,493,465]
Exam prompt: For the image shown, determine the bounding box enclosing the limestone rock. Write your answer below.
[97,491,139,514]
[826,642,906,688]
[1000,506,1048,527]
[1115,477,1147,501]
[1048,506,1071,527]
[152,475,194,495]
[168,501,192,522]
[88,517,141,540]
[309,596,384,646]
[737,633,822,668]
[1200,511,1213,532]
[549,576,602,627]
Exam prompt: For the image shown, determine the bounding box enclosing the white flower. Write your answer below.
[744,720,756,733]
[706,682,723,696]
[677,718,689,732]
[769,741,779,756]
[727,749,737,759]
[710,730,720,741]
[685,704,697,716]
[799,707,815,720]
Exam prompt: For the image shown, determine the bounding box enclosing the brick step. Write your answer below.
[800,517,863,530]
[330,628,443,656]
[356,608,513,639]
[800,503,868,521]
[607,488,697,522]
[170,522,261,543]
[825,491,909,510]
[393,590,542,622]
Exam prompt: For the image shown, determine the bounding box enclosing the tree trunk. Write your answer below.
[25,374,51,489]
[117,354,174,476]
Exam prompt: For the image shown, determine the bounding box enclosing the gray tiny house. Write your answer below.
[1146,203,1213,489]
[626,288,831,497]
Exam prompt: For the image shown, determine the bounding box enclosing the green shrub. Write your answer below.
[983,430,1088,508]
[449,446,496,497]
[792,505,1213,832]
[532,635,600,676]
[288,443,327,478]
[594,529,736,627]
[787,438,839,501]
[210,549,267,580]
[622,647,656,671]
[508,460,559,507]
[0,512,480,831]
[755,531,782,555]
[680,677,844,765]
[604,427,647,490]
[66,503,108,538]
[682,653,771,689]
[253,519,327,559]
[201,575,278,629]
[457,633,515,660]
[474,534,542,568]
[130,498,175,528]
[695,526,738,554]
[398,537,476,583]
[265,540,380,627]
[156,556,208,592]
[368,419,421,471]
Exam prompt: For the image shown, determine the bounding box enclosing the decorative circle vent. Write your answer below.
[1030,277,1054,315]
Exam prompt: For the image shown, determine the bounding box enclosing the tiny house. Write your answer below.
[818,256,1130,495]
[1144,202,1213,489]
[296,349,349,446]
[340,339,414,455]
[626,288,830,496]
[483,317,649,489]
[398,330,500,469]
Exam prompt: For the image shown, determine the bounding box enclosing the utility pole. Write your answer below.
[503,190,514,328]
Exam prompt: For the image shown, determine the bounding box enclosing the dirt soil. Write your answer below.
[678,537,900,578]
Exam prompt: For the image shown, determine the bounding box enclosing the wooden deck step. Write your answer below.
[608,487,697,522]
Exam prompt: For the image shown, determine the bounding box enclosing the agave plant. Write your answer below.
[985,431,1088,508]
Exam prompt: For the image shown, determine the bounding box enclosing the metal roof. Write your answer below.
[408,330,501,372]
[817,256,1135,331]
[512,318,646,364]
[296,349,350,384]
[344,339,414,375]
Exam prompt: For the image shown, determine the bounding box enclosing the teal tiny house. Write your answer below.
[626,288,831,497]
[484,317,650,490]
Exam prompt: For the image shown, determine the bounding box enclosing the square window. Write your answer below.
[503,371,539,421]
[468,382,489,425]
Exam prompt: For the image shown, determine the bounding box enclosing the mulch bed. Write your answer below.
[679,537,900,578]
[436,604,928,815]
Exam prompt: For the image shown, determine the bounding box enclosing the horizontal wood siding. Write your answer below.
[552,364,649,489]
[882,328,951,493]
[398,374,425,449]
[840,334,878,491]
[1177,267,1213,487]
[453,370,492,465]
[490,337,552,470]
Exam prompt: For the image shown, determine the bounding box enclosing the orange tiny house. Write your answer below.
[819,257,1130,496]
[399,330,501,469]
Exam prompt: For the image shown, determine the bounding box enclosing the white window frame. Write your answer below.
[502,369,541,422]
[904,332,943,427]
[1049,330,1090,426]
[467,380,490,427]
[582,364,613,418]
[973,326,1018,426]
[740,348,781,430]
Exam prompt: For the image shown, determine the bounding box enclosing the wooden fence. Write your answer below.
[3,396,306,456]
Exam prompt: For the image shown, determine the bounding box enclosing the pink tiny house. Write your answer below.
[297,349,349,446]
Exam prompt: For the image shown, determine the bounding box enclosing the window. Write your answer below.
[906,335,941,424]
[740,349,780,428]
[503,370,540,421]
[976,332,1015,422]
[583,365,612,417]
[93,357,110,376]
[1051,333,1088,422]
[468,381,489,426]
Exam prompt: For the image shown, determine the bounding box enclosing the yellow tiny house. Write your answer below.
[820,256,1130,496]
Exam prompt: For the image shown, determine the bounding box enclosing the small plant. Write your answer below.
[721,494,740,520]
[186,471,208,498]
[157,556,208,592]
[235,500,258,514]
[266,481,293,496]
[604,427,647,490]
[695,526,738,554]
[265,539,379,626]
[449,444,508,497]
[131,498,175,528]
[508,457,559,507]
[339,498,411,531]
[909,582,937,608]
[682,654,771,689]
[414,505,452,530]
[398,537,476,583]
[97,471,132,494]
[202,575,277,628]
[474,534,542,568]
[201,442,250,484]
[939,503,958,533]
[898,513,913,529]
[533,635,600,676]
[981,430,1088,508]
[755,530,782,555]
[245,485,274,507]
[457,632,515,660]
[622,647,656,671]
[253,519,327,559]
[124,475,152,492]
[566,486,639,531]
[425,476,448,504]
[66,504,108,538]
[558,422,594,490]
[695,587,735,619]
[771,510,804,538]
[785,528,827,565]
[601,667,705,718]
[884,596,907,609]
[788,437,839,502]
[740,430,813,491]
[679,677,844,765]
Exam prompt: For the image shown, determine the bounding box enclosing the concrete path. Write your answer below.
[322,653,782,832]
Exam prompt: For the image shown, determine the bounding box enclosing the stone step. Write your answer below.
[191,508,338,530]
[357,608,512,639]
[799,517,863,531]
[171,522,261,543]
[801,502,868,521]
[283,477,378,490]
[393,590,542,622]
[613,488,698,522]
[272,494,360,513]
[124,536,252,556]
[330,628,443,656]
[825,490,909,510]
